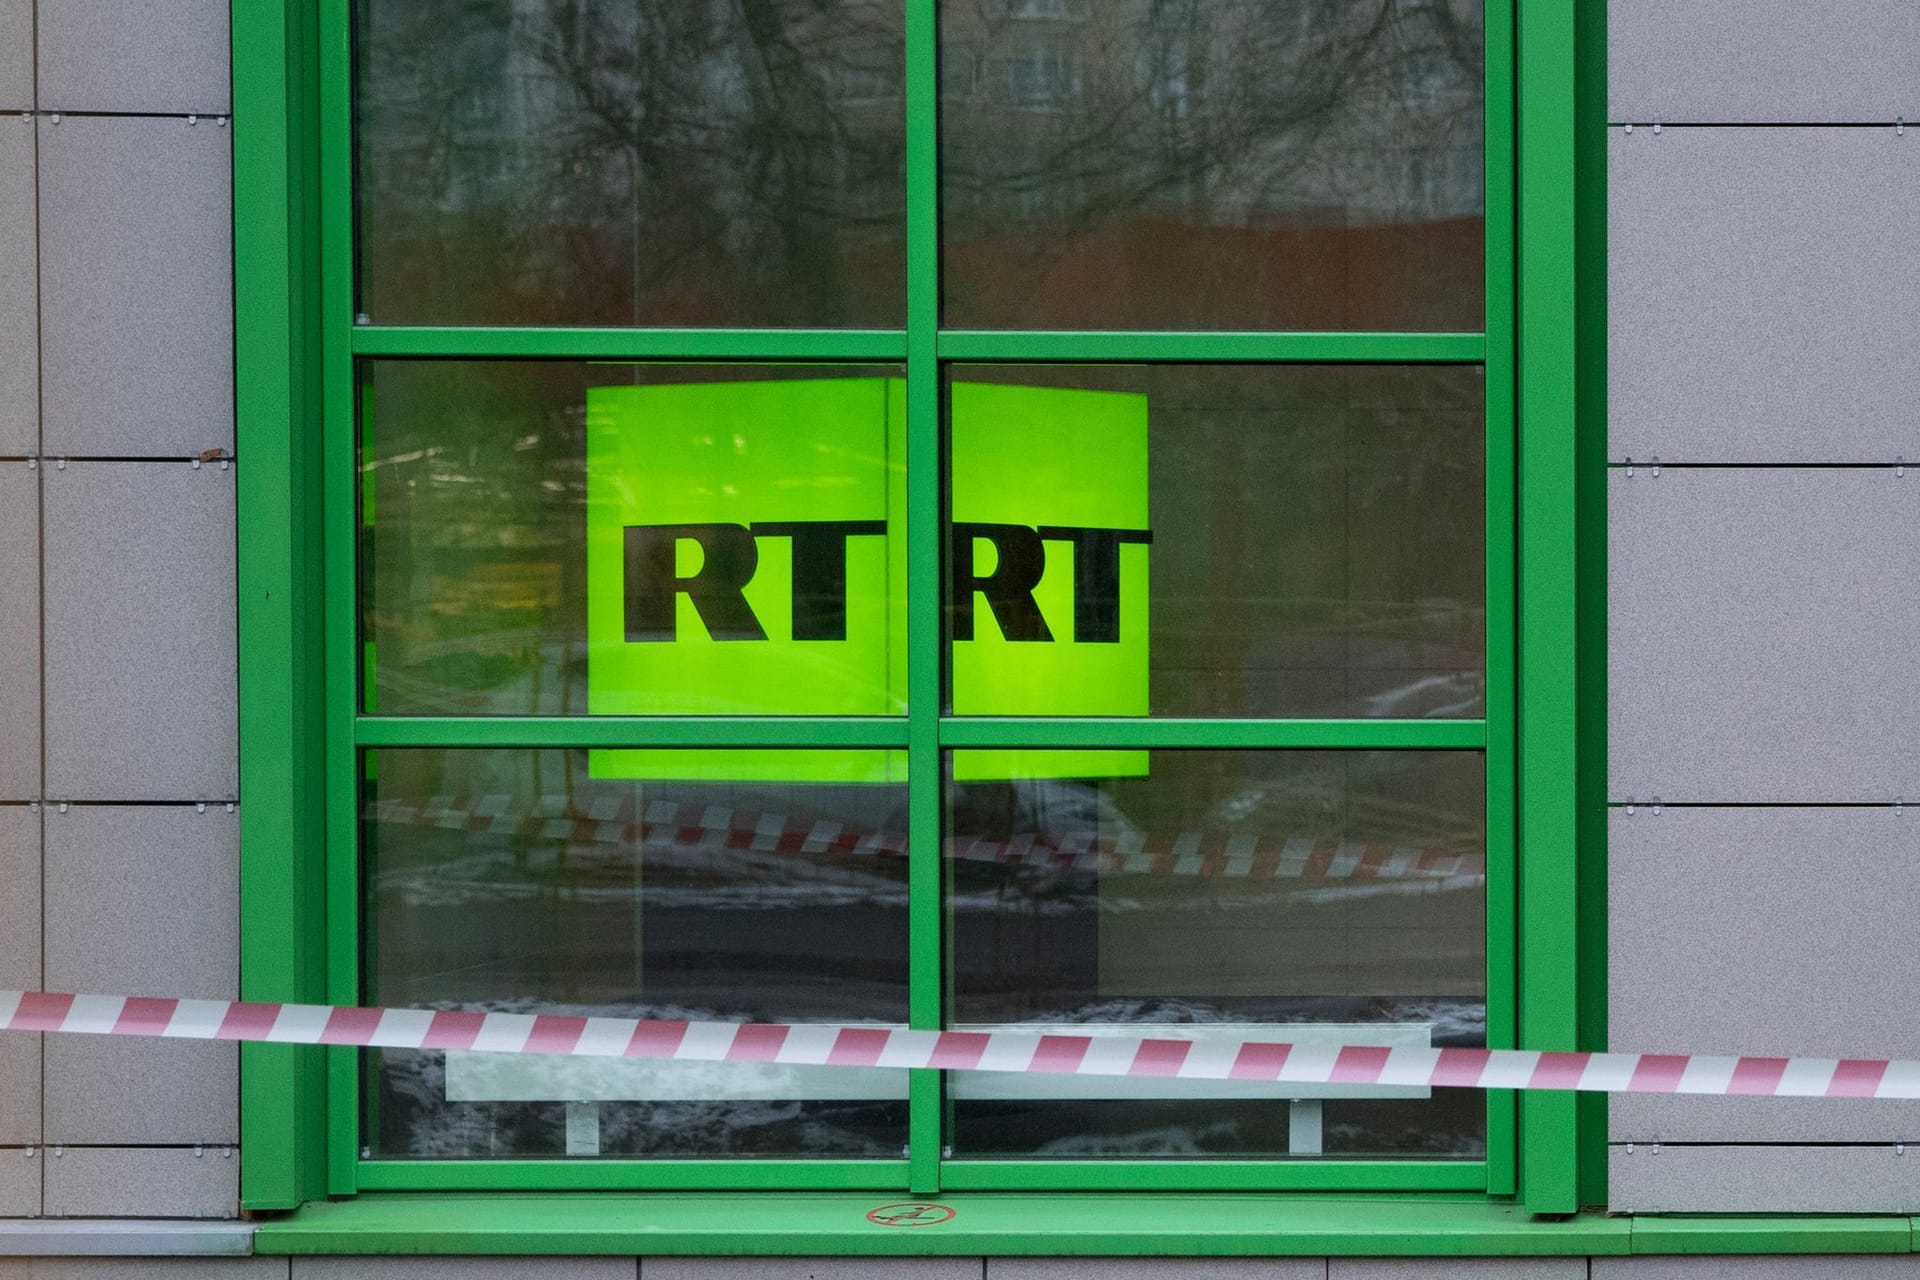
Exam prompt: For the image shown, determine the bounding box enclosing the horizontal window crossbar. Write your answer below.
[354,717,1485,751]
[939,718,1487,750]
[938,331,1487,364]
[349,327,911,361]
[346,328,1486,365]
[354,717,912,749]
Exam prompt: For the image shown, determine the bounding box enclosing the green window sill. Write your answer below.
[247,1192,1916,1257]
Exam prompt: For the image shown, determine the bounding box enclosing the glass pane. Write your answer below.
[943,365,1485,719]
[946,749,1486,1158]
[363,748,910,1159]
[361,361,907,720]
[939,0,1485,330]
[355,0,906,327]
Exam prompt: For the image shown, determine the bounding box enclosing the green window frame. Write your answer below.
[233,0,1589,1220]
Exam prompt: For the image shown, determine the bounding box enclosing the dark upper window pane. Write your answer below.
[355,0,907,327]
[939,0,1485,331]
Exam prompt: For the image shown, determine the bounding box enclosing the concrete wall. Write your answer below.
[1608,0,1920,1213]
[0,0,240,1220]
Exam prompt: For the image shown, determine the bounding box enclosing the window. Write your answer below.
[279,0,1550,1200]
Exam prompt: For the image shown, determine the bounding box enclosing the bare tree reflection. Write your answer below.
[941,0,1484,327]
[356,0,1480,328]
[358,0,906,325]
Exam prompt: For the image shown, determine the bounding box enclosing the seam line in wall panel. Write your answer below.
[3,456,240,466]
[1605,462,1919,470]
[1609,1141,1920,1149]
[20,1144,239,1151]
[40,800,239,810]
[1607,802,1920,809]
[1611,120,1920,129]
[19,110,231,122]
[33,25,46,1207]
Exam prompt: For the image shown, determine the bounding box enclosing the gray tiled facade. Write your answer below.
[1605,0,1920,1217]
[0,0,243,1226]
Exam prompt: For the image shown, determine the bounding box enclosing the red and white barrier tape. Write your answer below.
[4,990,1913,1099]
[368,797,1485,885]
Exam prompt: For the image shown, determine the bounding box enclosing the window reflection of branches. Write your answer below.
[355,0,907,326]
[940,0,1485,329]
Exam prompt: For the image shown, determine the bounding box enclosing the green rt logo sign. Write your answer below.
[585,377,1148,782]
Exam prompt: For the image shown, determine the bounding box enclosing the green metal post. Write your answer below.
[234,0,328,1212]
[1516,0,1582,1216]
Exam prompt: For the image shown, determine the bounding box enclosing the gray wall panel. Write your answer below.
[37,116,232,458]
[1611,1143,1920,1213]
[42,463,236,802]
[0,1157,36,1218]
[0,809,37,1148]
[40,1147,235,1219]
[0,1263,283,1280]
[42,1037,235,1148]
[0,1,27,110]
[1610,129,1920,462]
[1330,1262,1585,1280]
[1610,808,1920,1142]
[1611,2,1920,122]
[297,1263,629,1280]
[35,0,228,114]
[647,1264,977,1280]
[0,121,34,457]
[0,467,37,800]
[1596,1258,1920,1280]
[0,1230,259,1258]
[994,1264,1321,1280]
[1609,468,1920,800]
[42,806,235,1145]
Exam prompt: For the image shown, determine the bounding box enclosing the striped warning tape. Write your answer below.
[4,990,1913,1098]
[367,796,1485,885]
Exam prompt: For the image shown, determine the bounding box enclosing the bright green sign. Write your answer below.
[585,377,1148,783]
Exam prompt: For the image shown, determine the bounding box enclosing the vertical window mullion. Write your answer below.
[904,0,945,1195]
[1482,0,1521,1197]
[320,0,364,1198]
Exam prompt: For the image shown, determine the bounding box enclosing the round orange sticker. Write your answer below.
[865,1202,957,1228]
